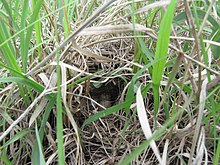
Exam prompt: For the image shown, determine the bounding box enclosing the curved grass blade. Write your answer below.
[0,77,44,93]
[136,86,162,164]
[82,99,133,128]
[0,130,29,150]
[0,62,44,93]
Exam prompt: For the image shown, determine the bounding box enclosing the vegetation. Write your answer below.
[0,0,219,164]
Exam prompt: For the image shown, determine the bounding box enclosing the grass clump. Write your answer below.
[0,0,220,164]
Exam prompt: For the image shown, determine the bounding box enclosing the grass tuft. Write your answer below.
[0,0,219,164]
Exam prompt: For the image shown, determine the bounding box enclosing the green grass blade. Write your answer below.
[20,0,29,72]
[20,0,44,72]
[38,97,56,141]
[0,0,17,54]
[118,139,151,165]
[214,134,220,165]
[0,61,44,92]
[0,24,30,105]
[31,97,56,164]
[82,99,134,128]
[0,76,42,92]
[61,0,71,38]
[152,0,177,117]
[32,0,43,61]
[0,26,20,71]
[0,155,12,165]
[0,130,29,150]
[55,19,65,163]
[32,122,46,165]
[56,67,65,164]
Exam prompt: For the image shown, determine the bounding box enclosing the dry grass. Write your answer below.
[0,0,220,164]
